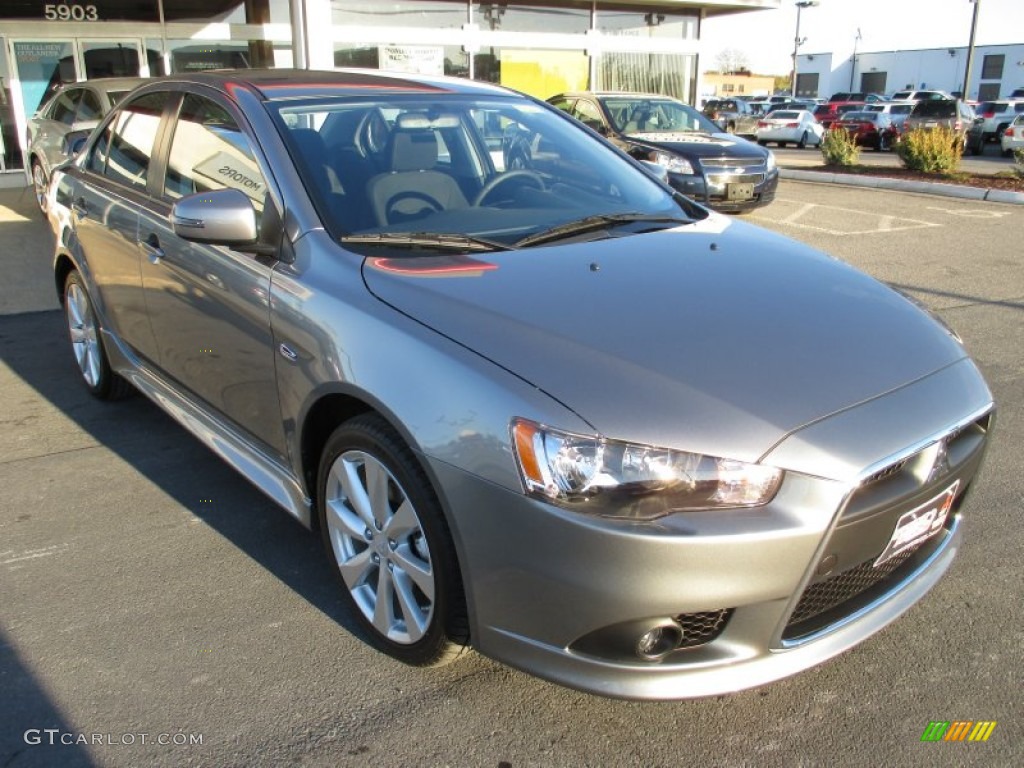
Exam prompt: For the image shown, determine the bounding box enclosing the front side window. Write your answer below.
[164,95,266,219]
[103,91,170,188]
[570,100,606,132]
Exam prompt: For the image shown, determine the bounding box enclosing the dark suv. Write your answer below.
[903,99,975,149]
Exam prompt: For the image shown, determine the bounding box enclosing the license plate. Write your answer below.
[923,121,937,128]
[874,481,959,567]
[726,183,754,201]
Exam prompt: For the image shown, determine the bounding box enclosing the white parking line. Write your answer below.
[751,198,942,236]
[925,206,1012,219]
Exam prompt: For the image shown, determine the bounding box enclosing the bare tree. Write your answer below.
[715,48,750,75]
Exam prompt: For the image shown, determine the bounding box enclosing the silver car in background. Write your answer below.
[26,77,144,212]
[48,69,993,700]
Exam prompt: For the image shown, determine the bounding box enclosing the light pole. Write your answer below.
[849,28,862,92]
[962,0,981,100]
[791,1,819,98]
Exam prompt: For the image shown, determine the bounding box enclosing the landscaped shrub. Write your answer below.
[896,127,963,173]
[1014,148,1024,178]
[820,128,860,166]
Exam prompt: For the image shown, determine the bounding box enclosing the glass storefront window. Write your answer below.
[474,49,588,100]
[334,44,469,78]
[81,41,141,79]
[333,1,469,28]
[596,52,695,103]
[147,40,292,75]
[596,5,698,40]
[472,2,591,34]
[13,41,75,120]
[0,40,24,171]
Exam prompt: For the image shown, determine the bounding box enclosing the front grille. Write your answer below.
[674,609,733,649]
[700,156,763,170]
[786,549,915,627]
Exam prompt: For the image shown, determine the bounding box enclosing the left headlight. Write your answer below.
[651,151,694,176]
[511,419,783,520]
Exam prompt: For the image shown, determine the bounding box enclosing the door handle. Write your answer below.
[71,197,88,217]
[141,233,165,263]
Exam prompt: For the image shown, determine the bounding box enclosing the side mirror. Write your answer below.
[639,160,669,183]
[171,188,258,246]
[62,130,91,158]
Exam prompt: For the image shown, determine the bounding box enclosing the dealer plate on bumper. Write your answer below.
[874,480,959,567]
[726,182,755,201]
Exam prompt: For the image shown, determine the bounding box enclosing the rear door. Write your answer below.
[70,90,171,365]
[136,90,286,457]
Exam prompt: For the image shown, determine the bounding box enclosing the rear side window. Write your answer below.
[102,91,170,189]
[813,105,832,116]
[163,93,266,217]
[76,90,102,122]
[50,90,80,125]
[912,100,955,118]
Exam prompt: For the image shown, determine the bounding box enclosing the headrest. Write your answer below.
[390,129,438,172]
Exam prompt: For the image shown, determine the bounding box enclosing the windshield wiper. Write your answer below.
[341,232,514,252]
[514,213,691,248]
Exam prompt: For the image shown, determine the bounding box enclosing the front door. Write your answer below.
[137,91,285,458]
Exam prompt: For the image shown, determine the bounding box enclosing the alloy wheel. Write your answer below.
[324,450,435,644]
[32,162,48,213]
[65,281,101,388]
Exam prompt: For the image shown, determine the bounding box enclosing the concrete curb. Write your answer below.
[780,168,1024,205]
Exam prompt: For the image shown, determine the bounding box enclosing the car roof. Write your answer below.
[61,77,147,93]
[142,68,514,102]
[553,91,685,102]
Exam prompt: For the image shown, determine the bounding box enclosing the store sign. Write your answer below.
[193,151,266,203]
[379,45,444,77]
[43,4,100,22]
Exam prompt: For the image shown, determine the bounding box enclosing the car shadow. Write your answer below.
[0,309,367,642]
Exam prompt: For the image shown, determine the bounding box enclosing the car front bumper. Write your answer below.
[668,167,779,213]
[428,362,993,700]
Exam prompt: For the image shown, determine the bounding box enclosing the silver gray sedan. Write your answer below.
[48,69,993,700]
[26,77,145,213]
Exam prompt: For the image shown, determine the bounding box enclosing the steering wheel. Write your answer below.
[473,170,545,207]
[384,191,444,224]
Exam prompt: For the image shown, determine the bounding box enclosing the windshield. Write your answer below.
[840,112,876,122]
[603,97,720,135]
[271,95,689,246]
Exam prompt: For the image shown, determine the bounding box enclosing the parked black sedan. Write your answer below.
[545,92,778,213]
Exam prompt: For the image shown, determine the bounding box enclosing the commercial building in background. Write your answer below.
[701,71,775,101]
[794,43,1024,100]
[0,0,779,178]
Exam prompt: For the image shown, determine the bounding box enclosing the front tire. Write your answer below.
[31,160,48,215]
[63,271,133,400]
[318,414,469,666]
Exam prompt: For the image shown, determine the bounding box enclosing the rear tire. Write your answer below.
[318,414,469,667]
[63,271,133,400]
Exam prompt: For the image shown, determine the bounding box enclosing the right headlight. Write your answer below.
[511,419,783,521]
[651,151,694,176]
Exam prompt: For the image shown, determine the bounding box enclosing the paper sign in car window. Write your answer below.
[193,151,266,204]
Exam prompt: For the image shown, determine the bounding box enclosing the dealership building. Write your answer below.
[795,42,1024,101]
[0,0,778,178]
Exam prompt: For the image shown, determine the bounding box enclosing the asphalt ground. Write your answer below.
[1,182,1022,767]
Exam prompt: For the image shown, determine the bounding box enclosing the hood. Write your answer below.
[361,216,966,464]
[622,132,767,161]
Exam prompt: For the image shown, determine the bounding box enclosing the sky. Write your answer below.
[702,0,1024,75]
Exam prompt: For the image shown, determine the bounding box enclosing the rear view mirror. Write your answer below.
[171,188,258,246]
[62,130,91,158]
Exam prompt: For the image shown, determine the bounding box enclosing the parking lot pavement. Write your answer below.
[2,181,1022,767]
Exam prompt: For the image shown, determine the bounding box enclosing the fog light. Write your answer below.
[635,623,683,661]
